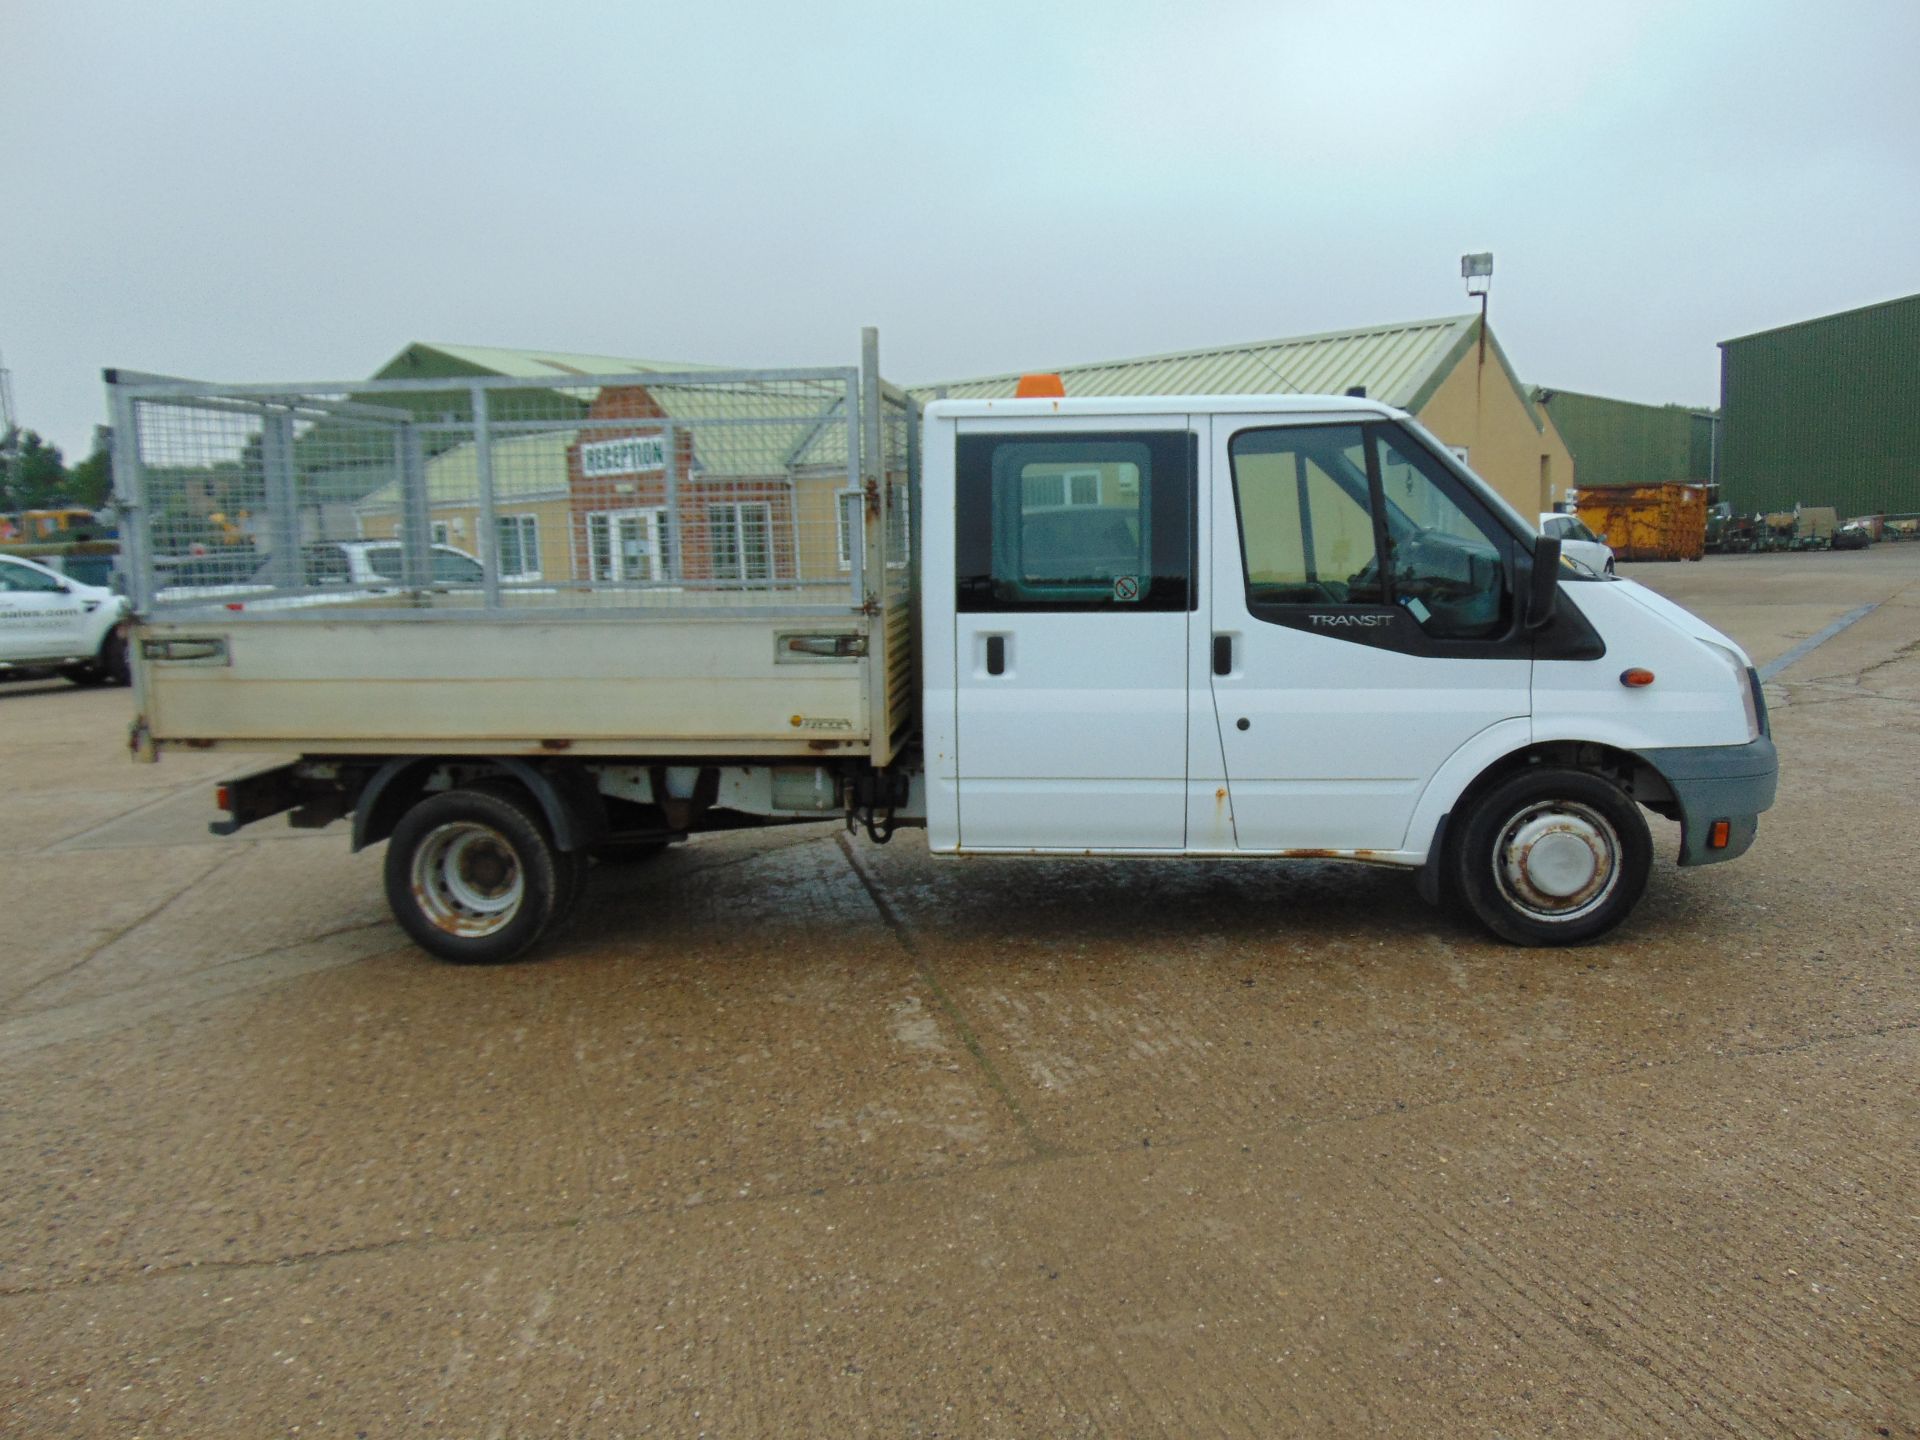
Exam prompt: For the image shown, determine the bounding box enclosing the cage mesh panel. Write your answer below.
[127,371,896,615]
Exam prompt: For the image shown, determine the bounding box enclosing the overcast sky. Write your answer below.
[3,0,1916,457]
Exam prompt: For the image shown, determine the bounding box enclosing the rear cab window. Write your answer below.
[956,431,1194,612]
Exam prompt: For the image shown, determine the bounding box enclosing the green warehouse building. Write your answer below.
[1717,293,1920,518]
[1529,388,1714,495]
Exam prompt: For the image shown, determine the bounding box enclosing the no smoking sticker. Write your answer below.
[1113,575,1140,602]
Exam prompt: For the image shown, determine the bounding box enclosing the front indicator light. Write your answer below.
[1620,668,1656,687]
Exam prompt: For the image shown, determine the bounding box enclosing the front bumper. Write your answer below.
[1638,735,1779,866]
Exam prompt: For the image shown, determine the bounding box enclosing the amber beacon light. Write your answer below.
[1014,372,1066,398]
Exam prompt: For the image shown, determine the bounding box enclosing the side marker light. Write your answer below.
[1620,668,1655,687]
[1709,820,1731,850]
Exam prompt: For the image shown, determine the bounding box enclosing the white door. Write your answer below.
[1209,417,1531,852]
[0,556,93,661]
[952,423,1195,850]
[588,510,670,582]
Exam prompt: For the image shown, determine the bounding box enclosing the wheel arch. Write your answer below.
[1411,731,1677,905]
[352,757,608,854]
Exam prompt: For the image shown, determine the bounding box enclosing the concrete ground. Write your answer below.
[1,548,1915,1438]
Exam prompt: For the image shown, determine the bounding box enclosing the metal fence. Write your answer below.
[108,334,916,620]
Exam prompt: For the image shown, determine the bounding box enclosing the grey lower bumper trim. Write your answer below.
[1638,736,1779,866]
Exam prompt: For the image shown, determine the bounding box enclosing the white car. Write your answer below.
[1539,512,1616,575]
[0,552,131,685]
[159,541,486,610]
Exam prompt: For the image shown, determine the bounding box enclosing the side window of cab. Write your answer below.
[1373,430,1512,639]
[0,558,68,593]
[1229,422,1516,645]
[956,431,1193,612]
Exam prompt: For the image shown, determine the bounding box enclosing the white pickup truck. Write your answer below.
[111,333,1775,961]
[0,551,130,685]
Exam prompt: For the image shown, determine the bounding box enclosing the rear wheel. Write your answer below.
[384,786,565,963]
[1447,766,1651,946]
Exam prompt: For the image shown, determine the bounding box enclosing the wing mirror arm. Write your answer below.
[1524,535,1562,631]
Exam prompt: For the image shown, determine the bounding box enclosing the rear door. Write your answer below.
[1208,417,1532,852]
[952,420,1195,849]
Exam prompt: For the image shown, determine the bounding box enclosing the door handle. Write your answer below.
[986,634,1006,676]
[1212,634,1233,676]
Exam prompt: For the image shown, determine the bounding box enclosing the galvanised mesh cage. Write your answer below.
[110,360,918,619]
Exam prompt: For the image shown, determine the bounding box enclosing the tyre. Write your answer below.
[464,779,590,929]
[1603,558,1616,575]
[1446,766,1651,946]
[383,785,566,964]
[65,630,129,688]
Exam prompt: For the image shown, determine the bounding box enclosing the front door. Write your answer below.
[953,422,1195,850]
[0,556,92,661]
[1208,417,1532,853]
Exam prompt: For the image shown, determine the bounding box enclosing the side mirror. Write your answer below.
[1597,533,1610,548]
[1525,536,1562,631]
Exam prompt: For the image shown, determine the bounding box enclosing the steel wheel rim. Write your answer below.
[412,821,524,937]
[1492,799,1620,922]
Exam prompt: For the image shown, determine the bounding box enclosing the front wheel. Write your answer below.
[65,630,130,687]
[1447,767,1651,946]
[384,786,566,963]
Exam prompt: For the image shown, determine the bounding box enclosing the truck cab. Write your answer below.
[919,395,1776,944]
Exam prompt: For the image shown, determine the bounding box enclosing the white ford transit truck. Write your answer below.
[109,330,1775,962]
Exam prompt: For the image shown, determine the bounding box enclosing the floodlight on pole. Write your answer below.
[1461,252,1493,364]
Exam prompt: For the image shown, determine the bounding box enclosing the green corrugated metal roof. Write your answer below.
[1719,292,1920,348]
[912,315,1482,410]
[366,342,856,477]
[356,431,575,512]
[376,342,727,381]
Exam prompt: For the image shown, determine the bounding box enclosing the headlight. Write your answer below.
[1703,641,1763,742]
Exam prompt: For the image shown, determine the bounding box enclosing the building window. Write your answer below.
[497,514,541,580]
[837,488,860,570]
[709,502,774,583]
[430,521,452,546]
[841,484,913,571]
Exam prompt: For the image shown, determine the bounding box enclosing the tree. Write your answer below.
[0,430,68,511]
[66,434,113,509]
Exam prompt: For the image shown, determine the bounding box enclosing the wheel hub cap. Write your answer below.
[412,821,524,937]
[1496,802,1618,920]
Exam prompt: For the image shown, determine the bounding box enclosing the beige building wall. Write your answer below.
[1415,343,1575,516]
[360,496,576,580]
[793,473,855,583]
